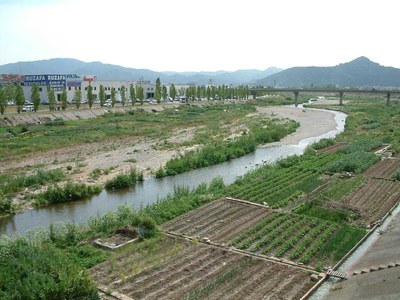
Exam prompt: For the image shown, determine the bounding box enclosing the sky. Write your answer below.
[0,0,399,72]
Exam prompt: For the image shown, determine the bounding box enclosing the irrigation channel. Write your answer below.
[0,106,346,236]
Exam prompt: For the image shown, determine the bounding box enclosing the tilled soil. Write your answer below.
[162,198,272,244]
[363,158,400,179]
[91,235,315,300]
[344,178,400,226]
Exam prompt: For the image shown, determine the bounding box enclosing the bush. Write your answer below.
[0,194,15,215]
[35,182,101,206]
[310,138,335,150]
[105,168,142,190]
[393,170,400,181]
[323,151,380,174]
[0,238,99,299]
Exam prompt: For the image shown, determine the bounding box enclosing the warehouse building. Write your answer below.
[0,74,155,104]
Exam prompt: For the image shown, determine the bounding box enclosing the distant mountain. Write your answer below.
[255,57,400,88]
[0,58,282,85]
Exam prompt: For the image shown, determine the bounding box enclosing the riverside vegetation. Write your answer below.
[0,96,399,298]
[0,101,296,214]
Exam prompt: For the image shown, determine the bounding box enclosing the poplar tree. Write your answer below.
[61,86,67,110]
[15,85,25,113]
[155,77,161,103]
[73,89,81,109]
[87,84,94,108]
[0,85,6,115]
[169,83,177,100]
[129,84,136,106]
[162,85,167,101]
[99,85,105,107]
[137,86,144,105]
[120,85,126,106]
[111,87,116,107]
[47,86,55,111]
[31,84,41,112]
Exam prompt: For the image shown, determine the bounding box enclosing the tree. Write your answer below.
[129,84,136,106]
[120,85,126,106]
[99,85,105,107]
[111,87,116,107]
[4,84,15,104]
[73,89,81,109]
[61,86,67,110]
[31,84,40,112]
[155,77,161,103]
[87,84,94,108]
[0,84,7,115]
[137,86,144,105]
[206,86,211,100]
[47,85,55,111]
[169,84,177,100]
[196,86,201,100]
[161,85,167,101]
[15,85,25,113]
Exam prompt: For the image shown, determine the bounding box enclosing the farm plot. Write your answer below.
[228,152,340,208]
[229,212,338,265]
[90,235,315,300]
[317,142,346,154]
[363,158,400,179]
[343,178,400,226]
[162,198,271,244]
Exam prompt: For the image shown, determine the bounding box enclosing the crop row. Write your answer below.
[229,212,338,265]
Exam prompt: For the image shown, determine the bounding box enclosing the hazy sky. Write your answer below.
[1,0,399,72]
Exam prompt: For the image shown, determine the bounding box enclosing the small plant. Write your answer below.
[66,165,73,171]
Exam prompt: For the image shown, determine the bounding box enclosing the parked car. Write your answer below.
[22,105,34,112]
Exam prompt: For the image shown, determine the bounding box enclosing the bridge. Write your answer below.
[250,88,400,107]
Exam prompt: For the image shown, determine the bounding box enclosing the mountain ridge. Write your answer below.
[0,58,281,85]
[255,57,400,88]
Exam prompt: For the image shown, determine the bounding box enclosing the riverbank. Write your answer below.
[0,103,339,214]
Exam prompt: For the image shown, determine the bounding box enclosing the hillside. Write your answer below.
[255,57,400,88]
[0,58,281,85]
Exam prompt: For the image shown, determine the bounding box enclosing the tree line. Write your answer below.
[0,78,251,114]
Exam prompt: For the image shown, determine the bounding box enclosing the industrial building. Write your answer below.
[0,74,156,104]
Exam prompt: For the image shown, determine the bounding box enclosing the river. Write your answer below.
[0,107,347,236]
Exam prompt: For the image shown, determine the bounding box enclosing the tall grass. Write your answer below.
[0,168,65,196]
[105,168,144,190]
[35,182,102,206]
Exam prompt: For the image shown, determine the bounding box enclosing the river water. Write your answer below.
[0,107,347,236]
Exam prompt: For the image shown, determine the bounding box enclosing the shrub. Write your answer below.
[393,170,400,181]
[0,194,15,215]
[35,182,101,206]
[323,151,380,174]
[310,138,335,150]
[0,238,99,299]
[105,168,142,190]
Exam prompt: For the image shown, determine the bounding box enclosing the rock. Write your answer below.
[310,274,319,282]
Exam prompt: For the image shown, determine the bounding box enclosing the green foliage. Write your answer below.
[15,84,25,113]
[61,86,67,110]
[295,201,355,223]
[31,84,41,112]
[158,119,298,177]
[392,170,400,181]
[323,151,380,174]
[317,225,366,262]
[47,85,56,111]
[0,194,15,215]
[105,168,143,190]
[142,177,225,225]
[0,84,6,115]
[73,89,82,109]
[0,238,99,299]
[35,182,101,206]
[339,138,382,154]
[310,138,335,150]
[44,117,65,126]
[0,168,65,196]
